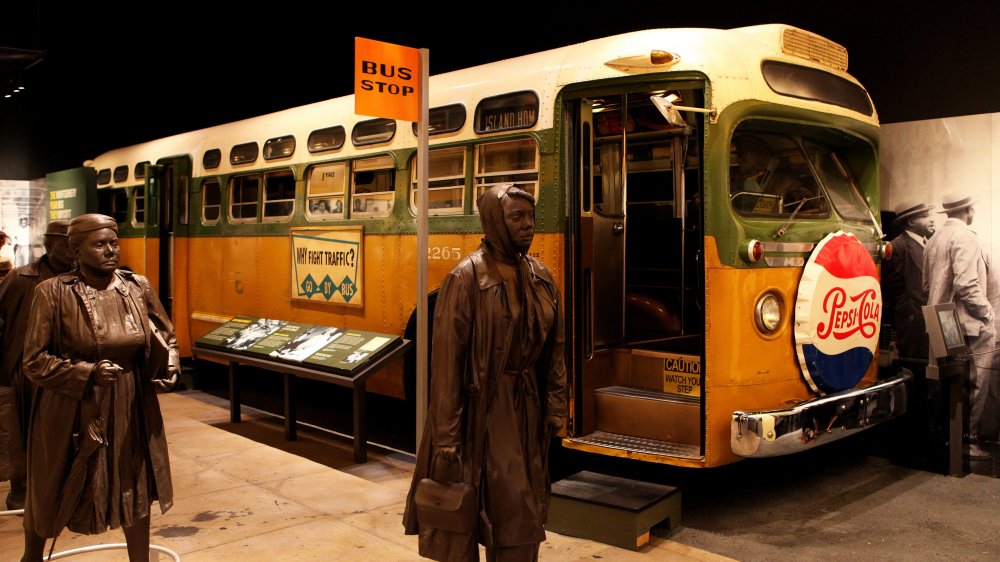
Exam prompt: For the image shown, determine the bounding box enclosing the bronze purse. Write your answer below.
[147,319,170,379]
[414,470,477,534]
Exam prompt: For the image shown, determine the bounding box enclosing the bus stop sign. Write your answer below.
[355,37,420,122]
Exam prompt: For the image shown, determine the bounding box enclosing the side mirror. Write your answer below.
[649,94,689,127]
[650,94,717,126]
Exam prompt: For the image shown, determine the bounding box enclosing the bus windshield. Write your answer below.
[730,131,874,222]
[729,132,830,218]
[803,140,871,222]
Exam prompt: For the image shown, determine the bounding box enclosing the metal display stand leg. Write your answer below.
[946,363,966,477]
[353,381,367,463]
[284,373,297,441]
[229,361,241,423]
[928,358,969,477]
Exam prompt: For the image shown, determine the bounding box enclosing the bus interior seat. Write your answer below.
[625,291,680,342]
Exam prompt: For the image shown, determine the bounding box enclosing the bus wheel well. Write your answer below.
[403,290,439,403]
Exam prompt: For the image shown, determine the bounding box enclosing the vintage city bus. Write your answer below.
[67,24,907,468]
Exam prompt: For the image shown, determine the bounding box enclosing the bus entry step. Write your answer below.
[546,470,681,551]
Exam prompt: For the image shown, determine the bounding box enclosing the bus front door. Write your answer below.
[568,89,704,461]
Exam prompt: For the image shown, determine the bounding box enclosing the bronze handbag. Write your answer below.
[414,473,476,534]
[147,319,170,379]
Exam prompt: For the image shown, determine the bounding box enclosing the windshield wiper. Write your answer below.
[773,196,824,239]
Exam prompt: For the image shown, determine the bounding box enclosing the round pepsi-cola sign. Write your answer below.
[794,231,882,395]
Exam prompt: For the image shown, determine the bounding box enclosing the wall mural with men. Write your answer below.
[881,113,1000,468]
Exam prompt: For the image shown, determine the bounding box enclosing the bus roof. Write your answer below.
[88,24,877,184]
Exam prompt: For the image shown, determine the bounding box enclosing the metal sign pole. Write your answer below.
[415,48,430,448]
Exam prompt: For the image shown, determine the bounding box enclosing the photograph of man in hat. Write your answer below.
[883,199,936,361]
[923,191,998,459]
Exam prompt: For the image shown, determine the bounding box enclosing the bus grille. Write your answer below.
[781,28,849,71]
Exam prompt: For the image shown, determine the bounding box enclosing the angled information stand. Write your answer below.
[193,315,411,463]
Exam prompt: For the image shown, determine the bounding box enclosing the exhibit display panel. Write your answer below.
[195,315,403,376]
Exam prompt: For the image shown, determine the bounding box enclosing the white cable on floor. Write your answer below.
[2,510,181,561]
[46,543,181,561]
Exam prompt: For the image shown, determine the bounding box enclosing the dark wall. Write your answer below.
[3,2,1000,180]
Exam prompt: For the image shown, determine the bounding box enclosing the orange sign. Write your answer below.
[355,37,420,122]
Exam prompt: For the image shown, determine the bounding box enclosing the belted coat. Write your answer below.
[21,269,177,537]
[402,242,567,560]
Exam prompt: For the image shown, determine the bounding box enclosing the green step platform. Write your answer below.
[547,470,681,551]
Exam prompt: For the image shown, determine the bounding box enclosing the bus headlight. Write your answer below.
[755,292,783,334]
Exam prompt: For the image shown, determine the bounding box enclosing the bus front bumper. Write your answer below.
[730,372,911,458]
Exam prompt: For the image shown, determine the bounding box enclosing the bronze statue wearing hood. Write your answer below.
[403,184,567,561]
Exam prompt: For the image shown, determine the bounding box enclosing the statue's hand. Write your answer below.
[93,360,122,387]
[155,368,179,391]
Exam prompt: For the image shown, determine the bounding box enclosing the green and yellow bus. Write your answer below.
[72,24,906,468]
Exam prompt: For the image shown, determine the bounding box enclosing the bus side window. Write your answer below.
[98,187,129,225]
[473,138,538,213]
[202,178,221,225]
[263,169,295,222]
[410,146,465,216]
[179,175,190,225]
[306,162,347,220]
[133,186,145,226]
[230,173,260,223]
[351,155,395,218]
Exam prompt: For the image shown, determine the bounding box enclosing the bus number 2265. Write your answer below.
[428,246,462,260]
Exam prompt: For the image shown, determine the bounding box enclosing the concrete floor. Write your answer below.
[3,389,1000,561]
[0,391,728,561]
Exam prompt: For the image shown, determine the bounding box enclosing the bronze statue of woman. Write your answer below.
[20,214,178,562]
[404,184,567,561]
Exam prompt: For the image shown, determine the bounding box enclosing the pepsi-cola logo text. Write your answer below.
[816,287,880,340]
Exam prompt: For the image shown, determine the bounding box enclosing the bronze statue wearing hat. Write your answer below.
[19,214,178,562]
[0,220,75,512]
[882,200,935,361]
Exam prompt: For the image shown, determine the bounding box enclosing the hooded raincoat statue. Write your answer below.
[403,184,567,561]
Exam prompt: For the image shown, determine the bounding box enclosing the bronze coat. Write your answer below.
[0,256,64,481]
[402,243,567,560]
[21,269,177,537]
[0,256,63,387]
